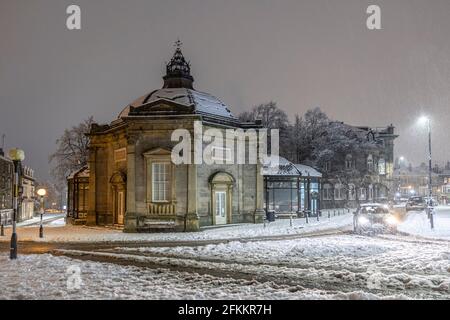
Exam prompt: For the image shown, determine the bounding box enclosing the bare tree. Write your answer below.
[238,102,291,158]
[238,101,289,130]
[49,117,94,184]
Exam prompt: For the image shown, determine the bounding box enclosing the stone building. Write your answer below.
[321,124,398,209]
[84,44,265,232]
[0,148,13,224]
[394,162,450,204]
[0,148,35,223]
[19,166,35,222]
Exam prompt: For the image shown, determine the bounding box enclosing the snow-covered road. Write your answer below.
[1,208,449,300]
[1,232,448,300]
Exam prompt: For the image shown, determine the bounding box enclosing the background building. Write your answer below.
[19,165,35,222]
[394,161,450,204]
[321,125,398,209]
[0,148,13,225]
[0,148,35,224]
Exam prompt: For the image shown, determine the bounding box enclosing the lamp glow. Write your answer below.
[37,189,47,197]
[418,116,430,126]
[8,148,25,161]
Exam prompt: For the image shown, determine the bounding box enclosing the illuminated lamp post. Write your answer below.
[8,148,25,259]
[37,188,47,238]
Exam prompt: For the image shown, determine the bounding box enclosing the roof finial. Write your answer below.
[163,39,194,89]
[174,38,183,50]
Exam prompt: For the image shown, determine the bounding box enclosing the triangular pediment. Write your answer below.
[143,147,172,157]
[129,99,194,116]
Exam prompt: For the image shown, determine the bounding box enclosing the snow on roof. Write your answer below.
[119,88,236,120]
[67,166,89,180]
[262,156,322,178]
[262,157,300,176]
[294,164,322,178]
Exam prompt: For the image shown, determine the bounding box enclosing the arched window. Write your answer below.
[334,184,346,200]
[359,187,367,201]
[348,184,356,200]
[322,184,333,200]
[378,158,386,175]
[345,154,353,170]
[367,155,374,172]
[368,184,374,200]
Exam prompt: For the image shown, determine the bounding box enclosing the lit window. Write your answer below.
[152,163,170,202]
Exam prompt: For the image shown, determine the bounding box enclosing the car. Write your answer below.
[353,203,400,234]
[405,196,427,212]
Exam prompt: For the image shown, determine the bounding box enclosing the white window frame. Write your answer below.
[368,185,374,200]
[322,184,332,200]
[378,158,386,175]
[348,184,356,200]
[334,184,346,201]
[359,187,367,200]
[151,162,170,203]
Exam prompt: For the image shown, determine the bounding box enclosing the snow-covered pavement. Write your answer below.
[399,206,450,240]
[0,213,353,243]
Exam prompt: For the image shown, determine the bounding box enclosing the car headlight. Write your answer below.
[385,216,398,225]
[358,216,370,225]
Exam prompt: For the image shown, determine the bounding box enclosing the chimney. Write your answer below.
[0,148,4,157]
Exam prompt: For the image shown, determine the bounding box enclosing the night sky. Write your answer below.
[1,0,450,181]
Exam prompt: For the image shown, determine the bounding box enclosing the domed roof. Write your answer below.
[118,41,237,122]
[118,88,236,120]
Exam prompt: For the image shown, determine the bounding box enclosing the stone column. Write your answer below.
[124,136,137,232]
[185,163,199,231]
[86,146,97,226]
[254,164,265,223]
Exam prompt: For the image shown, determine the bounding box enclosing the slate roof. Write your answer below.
[118,88,236,120]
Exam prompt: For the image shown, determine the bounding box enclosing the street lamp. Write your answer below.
[8,148,25,260]
[37,188,46,238]
[417,115,434,229]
